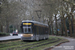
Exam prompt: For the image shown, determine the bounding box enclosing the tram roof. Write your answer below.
[22,20,48,26]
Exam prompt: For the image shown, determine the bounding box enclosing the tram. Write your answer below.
[20,20,49,41]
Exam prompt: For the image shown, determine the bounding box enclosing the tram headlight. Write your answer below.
[31,34,33,36]
[21,34,23,36]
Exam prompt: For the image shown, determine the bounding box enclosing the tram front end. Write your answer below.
[21,22,34,40]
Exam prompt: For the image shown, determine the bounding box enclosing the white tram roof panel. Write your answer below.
[22,20,48,26]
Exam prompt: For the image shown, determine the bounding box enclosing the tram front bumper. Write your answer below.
[21,37,33,40]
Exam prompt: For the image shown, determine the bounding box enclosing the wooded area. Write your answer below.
[0,0,75,37]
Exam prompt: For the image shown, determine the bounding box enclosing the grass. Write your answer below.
[0,36,69,50]
[29,38,68,50]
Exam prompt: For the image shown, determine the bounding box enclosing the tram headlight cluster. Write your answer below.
[31,34,33,36]
[21,34,23,36]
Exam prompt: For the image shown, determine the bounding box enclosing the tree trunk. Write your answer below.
[13,25,14,32]
[0,25,3,32]
[55,14,58,36]
[63,16,68,36]
[48,21,50,35]
[68,16,72,37]
[72,14,75,37]
[74,19,75,38]
[48,25,51,35]
[61,17,64,36]
[6,21,9,33]
[71,5,75,37]
[51,21,54,35]
[71,14,75,37]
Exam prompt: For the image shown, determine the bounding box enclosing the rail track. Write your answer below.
[0,37,63,50]
[23,38,61,50]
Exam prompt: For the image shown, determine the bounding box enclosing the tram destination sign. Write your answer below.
[23,23,32,25]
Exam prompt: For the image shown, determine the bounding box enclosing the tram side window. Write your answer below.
[33,26,36,34]
[43,28,44,34]
[36,26,39,35]
[39,27,41,35]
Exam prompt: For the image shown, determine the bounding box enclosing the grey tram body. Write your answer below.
[21,20,49,41]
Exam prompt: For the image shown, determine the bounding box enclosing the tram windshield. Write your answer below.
[23,26,32,33]
[25,28,27,32]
